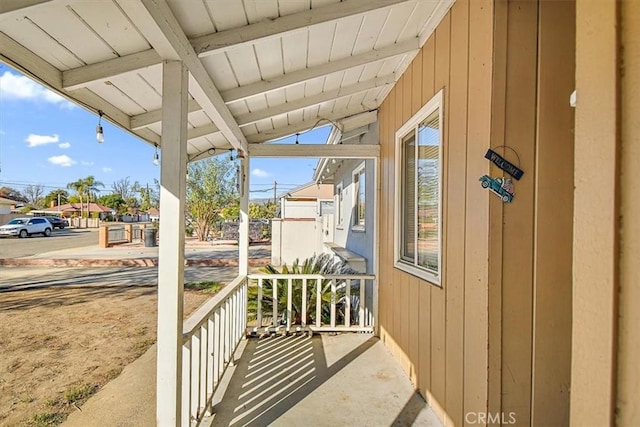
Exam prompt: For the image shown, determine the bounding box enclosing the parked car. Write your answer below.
[0,217,53,238]
[42,216,69,229]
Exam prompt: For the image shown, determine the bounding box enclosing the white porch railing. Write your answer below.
[179,273,376,426]
[247,274,376,333]
[181,275,248,426]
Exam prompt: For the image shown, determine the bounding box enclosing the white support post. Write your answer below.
[156,60,188,427]
[239,156,250,276]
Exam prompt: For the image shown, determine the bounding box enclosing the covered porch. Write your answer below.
[0,0,448,425]
[3,0,640,426]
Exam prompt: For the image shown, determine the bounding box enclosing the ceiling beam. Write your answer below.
[246,108,376,144]
[123,0,247,152]
[221,39,418,103]
[235,73,394,126]
[184,100,380,143]
[187,124,218,140]
[62,49,161,91]
[131,98,202,130]
[191,0,412,57]
[248,143,379,159]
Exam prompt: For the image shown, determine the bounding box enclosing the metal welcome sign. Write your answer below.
[484,149,524,180]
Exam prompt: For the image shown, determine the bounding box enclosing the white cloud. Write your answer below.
[0,71,74,108]
[58,142,71,149]
[25,133,59,147]
[81,160,95,166]
[251,168,270,178]
[102,167,112,173]
[48,155,76,167]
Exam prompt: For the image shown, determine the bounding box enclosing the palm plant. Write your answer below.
[66,176,104,220]
[248,253,359,327]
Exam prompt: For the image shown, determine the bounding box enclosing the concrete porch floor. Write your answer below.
[64,333,441,426]
[209,333,442,427]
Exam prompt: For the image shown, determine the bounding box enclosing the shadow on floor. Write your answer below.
[211,334,441,427]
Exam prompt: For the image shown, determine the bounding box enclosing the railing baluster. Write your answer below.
[286,278,292,332]
[225,299,231,363]
[181,340,191,427]
[302,278,307,328]
[330,278,336,328]
[257,278,263,329]
[359,279,366,328]
[220,302,227,365]
[206,316,214,412]
[345,279,351,327]
[191,330,201,420]
[213,308,220,388]
[273,278,278,331]
[316,278,321,328]
[199,323,208,416]
[231,291,237,345]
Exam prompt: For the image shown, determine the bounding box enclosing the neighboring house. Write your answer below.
[0,197,17,215]
[313,123,378,274]
[47,202,113,220]
[270,182,333,266]
[147,207,160,222]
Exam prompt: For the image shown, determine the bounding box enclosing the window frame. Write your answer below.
[394,89,444,286]
[352,162,366,232]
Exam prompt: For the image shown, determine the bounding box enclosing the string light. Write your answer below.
[153,144,159,166]
[96,110,104,143]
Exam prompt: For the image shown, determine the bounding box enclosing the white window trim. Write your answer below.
[352,162,366,232]
[336,182,344,229]
[394,89,444,286]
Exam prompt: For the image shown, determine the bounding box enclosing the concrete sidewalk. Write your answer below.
[0,243,271,267]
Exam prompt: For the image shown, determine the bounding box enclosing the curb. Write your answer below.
[0,258,271,268]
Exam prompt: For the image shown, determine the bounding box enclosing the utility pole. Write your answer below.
[273,181,277,205]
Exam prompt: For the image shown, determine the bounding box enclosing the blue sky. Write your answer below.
[0,64,329,200]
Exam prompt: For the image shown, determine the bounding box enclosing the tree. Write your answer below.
[42,189,69,209]
[133,182,158,211]
[111,177,135,200]
[84,176,105,203]
[186,158,237,241]
[22,184,45,206]
[249,201,277,219]
[67,176,104,219]
[97,193,125,212]
[0,187,26,203]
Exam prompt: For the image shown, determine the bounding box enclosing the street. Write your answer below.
[0,228,99,259]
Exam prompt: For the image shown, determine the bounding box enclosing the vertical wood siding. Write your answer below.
[378,1,576,425]
[377,1,493,424]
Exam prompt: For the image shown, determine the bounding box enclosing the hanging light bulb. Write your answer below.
[153,144,160,166]
[331,158,336,164]
[96,110,105,143]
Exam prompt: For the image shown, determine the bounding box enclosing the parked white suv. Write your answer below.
[0,217,53,238]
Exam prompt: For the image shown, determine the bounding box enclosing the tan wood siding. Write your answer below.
[531,1,575,425]
[618,2,640,425]
[379,1,576,425]
[499,1,539,423]
[377,2,493,424]
[571,1,619,426]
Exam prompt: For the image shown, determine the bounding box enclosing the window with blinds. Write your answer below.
[395,90,443,285]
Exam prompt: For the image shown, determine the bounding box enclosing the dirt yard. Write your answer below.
[0,270,216,426]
